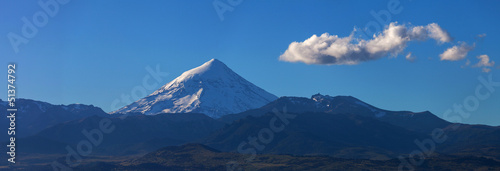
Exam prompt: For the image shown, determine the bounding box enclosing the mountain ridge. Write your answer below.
[0,98,109,139]
[218,93,451,133]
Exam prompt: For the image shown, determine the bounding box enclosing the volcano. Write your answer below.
[112,59,278,118]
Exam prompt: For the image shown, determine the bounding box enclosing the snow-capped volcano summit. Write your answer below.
[112,59,278,118]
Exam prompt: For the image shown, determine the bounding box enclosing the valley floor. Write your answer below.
[5,144,500,171]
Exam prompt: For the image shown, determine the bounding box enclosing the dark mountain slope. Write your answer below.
[0,99,109,139]
[29,113,225,156]
[219,94,451,133]
[207,112,427,159]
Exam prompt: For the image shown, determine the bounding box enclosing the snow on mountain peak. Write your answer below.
[112,59,278,118]
[311,93,336,102]
[310,93,387,118]
[172,59,227,80]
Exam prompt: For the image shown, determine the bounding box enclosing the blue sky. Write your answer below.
[1,0,499,125]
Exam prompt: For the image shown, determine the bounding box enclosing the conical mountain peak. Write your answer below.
[175,59,233,82]
[112,59,278,118]
[206,58,223,65]
[190,59,227,73]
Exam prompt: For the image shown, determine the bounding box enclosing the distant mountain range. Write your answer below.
[205,94,500,160]
[4,94,500,169]
[218,94,451,133]
[0,99,108,139]
[1,59,499,170]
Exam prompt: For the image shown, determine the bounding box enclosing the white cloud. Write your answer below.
[482,68,492,73]
[473,54,495,73]
[474,54,495,67]
[405,52,416,62]
[439,42,474,61]
[477,33,487,38]
[425,23,453,43]
[279,22,453,65]
[461,59,471,68]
